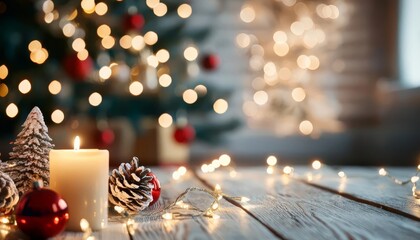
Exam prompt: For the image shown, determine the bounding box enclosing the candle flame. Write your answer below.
[74,136,80,150]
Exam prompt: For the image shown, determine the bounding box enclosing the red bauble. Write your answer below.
[123,13,145,31]
[173,125,196,144]
[63,53,94,81]
[96,128,115,147]
[201,54,220,71]
[147,172,161,205]
[15,183,69,239]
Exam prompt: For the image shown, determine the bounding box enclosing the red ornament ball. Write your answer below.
[123,13,145,31]
[15,182,69,239]
[63,53,94,81]
[201,54,220,71]
[98,128,115,147]
[147,172,161,205]
[173,125,196,144]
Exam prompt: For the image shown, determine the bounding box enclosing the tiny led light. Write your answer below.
[18,79,31,94]
[283,166,293,175]
[338,171,346,178]
[178,166,187,175]
[158,74,172,87]
[213,99,228,114]
[177,3,192,18]
[212,159,221,168]
[72,38,86,52]
[379,168,387,176]
[291,87,306,102]
[299,120,313,135]
[182,89,198,104]
[80,218,90,231]
[97,24,111,38]
[215,184,221,192]
[172,171,180,180]
[153,3,167,17]
[51,109,65,124]
[162,212,173,220]
[236,33,251,48]
[240,197,250,203]
[0,65,8,79]
[88,92,102,106]
[129,81,144,96]
[99,66,112,80]
[411,176,419,183]
[156,49,170,63]
[6,103,18,118]
[158,113,173,128]
[144,31,158,45]
[266,156,277,166]
[131,35,145,51]
[219,154,231,166]
[201,164,209,173]
[267,166,274,174]
[184,46,198,61]
[312,160,322,170]
[240,5,256,23]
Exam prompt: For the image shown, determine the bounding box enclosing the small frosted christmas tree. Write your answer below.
[3,107,54,195]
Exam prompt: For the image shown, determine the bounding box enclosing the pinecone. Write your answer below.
[0,171,19,215]
[109,157,154,214]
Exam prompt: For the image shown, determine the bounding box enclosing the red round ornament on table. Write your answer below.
[173,125,196,144]
[63,53,94,81]
[147,172,161,205]
[15,182,69,239]
[201,54,220,71]
[123,13,145,31]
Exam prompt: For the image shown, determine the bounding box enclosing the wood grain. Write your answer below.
[196,167,420,240]
[129,168,276,240]
[293,166,420,219]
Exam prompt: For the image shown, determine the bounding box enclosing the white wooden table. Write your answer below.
[2,167,419,239]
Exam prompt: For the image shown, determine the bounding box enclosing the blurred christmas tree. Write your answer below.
[0,0,240,152]
[238,0,348,136]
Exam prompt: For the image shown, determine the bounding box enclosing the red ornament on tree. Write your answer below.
[123,13,145,31]
[147,172,161,205]
[173,124,196,144]
[63,53,94,81]
[95,128,115,147]
[15,181,69,239]
[201,54,220,71]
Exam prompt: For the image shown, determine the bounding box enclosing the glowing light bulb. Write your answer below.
[219,154,231,166]
[177,4,192,18]
[129,81,144,96]
[6,103,18,118]
[178,166,187,175]
[283,166,293,175]
[158,113,173,128]
[18,79,31,94]
[379,168,387,176]
[267,166,274,174]
[266,156,277,166]
[213,99,228,114]
[201,164,209,173]
[88,92,102,106]
[338,171,346,178]
[162,212,173,220]
[312,160,322,170]
[240,197,250,203]
[411,176,419,183]
[51,109,65,124]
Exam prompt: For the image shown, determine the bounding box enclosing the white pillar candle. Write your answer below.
[49,136,109,231]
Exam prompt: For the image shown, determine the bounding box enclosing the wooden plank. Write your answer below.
[196,167,420,240]
[293,166,420,219]
[128,168,276,239]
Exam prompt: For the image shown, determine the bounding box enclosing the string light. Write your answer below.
[266,155,277,166]
[213,99,228,114]
[18,79,31,94]
[51,109,65,124]
[177,4,192,19]
[312,160,322,170]
[0,65,8,79]
[378,167,419,198]
[129,81,144,96]
[88,92,102,107]
[158,113,173,128]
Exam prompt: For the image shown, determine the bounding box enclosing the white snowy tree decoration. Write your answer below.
[2,106,54,195]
